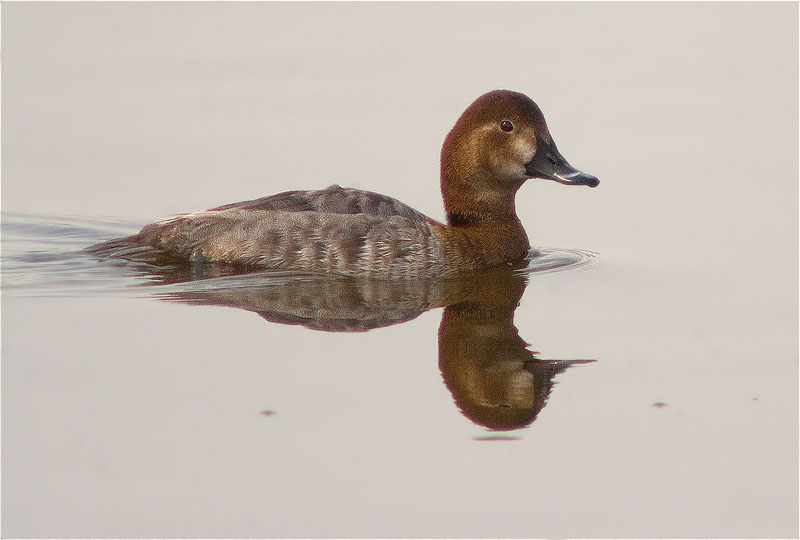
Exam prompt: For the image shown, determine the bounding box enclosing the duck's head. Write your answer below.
[441,90,598,224]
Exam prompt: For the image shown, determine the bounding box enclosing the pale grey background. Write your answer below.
[2,2,798,538]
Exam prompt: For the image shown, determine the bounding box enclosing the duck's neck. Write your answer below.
[439,168,530,267]
[441,165,525,227]
[444,193,521,227]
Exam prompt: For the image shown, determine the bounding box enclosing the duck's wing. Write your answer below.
[87,207,445,278]
[86,185,445,277]
[209,184,431,222]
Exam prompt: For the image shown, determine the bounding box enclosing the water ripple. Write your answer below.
[524,246,601,275]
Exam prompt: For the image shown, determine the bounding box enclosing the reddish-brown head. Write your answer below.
[441,90,597,226]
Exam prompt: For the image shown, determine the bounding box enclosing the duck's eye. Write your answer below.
[500,120,514,132]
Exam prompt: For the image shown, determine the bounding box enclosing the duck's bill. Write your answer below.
[525,138,599,188]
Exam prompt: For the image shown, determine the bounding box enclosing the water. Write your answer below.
[2,212,600,427]
[2,213,609,536]
[2,3,797,538]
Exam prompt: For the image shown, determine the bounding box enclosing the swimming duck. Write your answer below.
[87,90,598,278]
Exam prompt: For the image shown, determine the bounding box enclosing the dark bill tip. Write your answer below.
[552,172,599,188]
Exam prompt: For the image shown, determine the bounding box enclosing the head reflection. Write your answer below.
[436,268,593,431]
[134,262,593,432]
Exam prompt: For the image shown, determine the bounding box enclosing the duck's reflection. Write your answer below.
[132,261,593,431]
[435,268,593,431]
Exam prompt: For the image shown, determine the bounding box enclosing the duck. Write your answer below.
[86,90,598,278]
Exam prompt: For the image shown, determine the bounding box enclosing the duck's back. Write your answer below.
[208,184,428,219]
[87,185,447,278]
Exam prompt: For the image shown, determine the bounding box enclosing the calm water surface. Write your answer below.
[2,2,797,538]
[2,211,795,538]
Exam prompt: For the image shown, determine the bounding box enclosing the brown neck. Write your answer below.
[441,167,525,227]
[439,171,530,268]
[438,129,531,268]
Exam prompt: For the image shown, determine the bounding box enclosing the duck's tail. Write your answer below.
[84,232,177,265]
